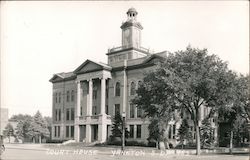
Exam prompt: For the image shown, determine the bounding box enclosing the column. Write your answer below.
[100,78,106,115]
[87,79,93,116]
[98,124,107,143]
[74,125,80,142]
[76,81,81,117]
[86,124,92,143]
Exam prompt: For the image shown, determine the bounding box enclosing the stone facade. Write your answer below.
[50,8,217,145]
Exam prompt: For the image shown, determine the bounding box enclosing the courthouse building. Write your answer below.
[50,8,217,144]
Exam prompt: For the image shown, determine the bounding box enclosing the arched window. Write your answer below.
[138,81,143,88]
[115,82,120,97]
[130,82,136,95]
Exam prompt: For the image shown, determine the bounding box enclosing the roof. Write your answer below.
[49,72,76,83]
[127,7,138,14]
[73,59,112,75]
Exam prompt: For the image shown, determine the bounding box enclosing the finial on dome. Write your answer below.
[126,7,138,20]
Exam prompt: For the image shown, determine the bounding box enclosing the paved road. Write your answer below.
[0,144,249,160]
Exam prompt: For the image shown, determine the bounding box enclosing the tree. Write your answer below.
[200,118,214,148]
[3,123,14,143]
[218,74,249,153]
[33,111,50,143]
[177,119,192,149]
[134,46,237,154]
[13,114,33,142]
[110,112,129,142]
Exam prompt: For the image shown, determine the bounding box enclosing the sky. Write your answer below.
[1,1,249,118]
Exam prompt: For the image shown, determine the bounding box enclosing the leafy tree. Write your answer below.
[134,46,237,154]
[13,114,33,142]
[110,112,129,142]
[132,64,180,150]
[3,123,14,143]
[200,118,214,148]
[218,75,249,152]
[177,119,192,149]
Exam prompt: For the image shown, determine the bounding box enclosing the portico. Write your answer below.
[73,60,112,143]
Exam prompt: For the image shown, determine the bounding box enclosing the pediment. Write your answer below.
[74,59,111,74]
[49,74,63,82]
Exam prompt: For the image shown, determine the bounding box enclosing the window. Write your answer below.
[106,105,109,115]
[71,90,74,102]
[55,93,58,103]
[115,82,120,97]
[137,107,142,118]
[71,108,74,120]
[168,125,172,139]
[71,126,74,138]
[66,91,70,102]
[138,81,143,88]
[58,109,61,121]
[55,109,58,121]
[114,104,120,115]
[58,126,60,137]
[136,125,141,138]
[80,107,83,116]
[93,90,97,99]
[129,125,134,138]
[66,109,70,121]
[130,104,135,118]
[54,126,57,137]
[130,82,136,95]
[66,126,70,138]
[93,106,97,115]
[58,92,61,103]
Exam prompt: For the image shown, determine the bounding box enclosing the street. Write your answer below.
[0,144,249,160]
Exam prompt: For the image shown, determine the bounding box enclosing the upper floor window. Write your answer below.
[66,109,70,121]
[130,82,136,96]
[137,106,142,118]
[55,109,58,121]
[130,104,135,118]
[138,81,143,88]
[93,106,97,115]
[66,91,70,102]
[115,82,121,97]
[58,92,61,103]
[114,104,120,115]
[93,90,97,99]
[71,108,74,120]
[58,109,61,121]
[71,90,74,102]
[55,93,58,103]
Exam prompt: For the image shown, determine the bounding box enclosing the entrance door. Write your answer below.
[79,125,86,142]
[91,125,98,141]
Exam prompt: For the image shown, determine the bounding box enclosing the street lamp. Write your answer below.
[121,112,126,151]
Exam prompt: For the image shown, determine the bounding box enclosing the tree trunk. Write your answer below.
[196,125,201,155]
[229,130,233,154]
[39,135,42,144]
[33,137,36,143]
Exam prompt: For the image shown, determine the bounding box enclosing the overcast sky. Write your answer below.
[1,1,249,117]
